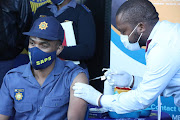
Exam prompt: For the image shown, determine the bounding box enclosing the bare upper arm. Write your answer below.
[67,72,88,120]
[0,114,9,120]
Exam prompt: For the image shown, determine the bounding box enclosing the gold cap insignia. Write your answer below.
[39,21,48,30]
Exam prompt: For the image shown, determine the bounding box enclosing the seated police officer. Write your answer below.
[0,16,88,120]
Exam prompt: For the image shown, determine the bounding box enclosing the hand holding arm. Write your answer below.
[73,83,102,106]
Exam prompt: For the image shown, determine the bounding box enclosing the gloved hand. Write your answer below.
[102,80,114,112]
[73,83,102,106]
[104,70,133,87]
[103,80,114,95]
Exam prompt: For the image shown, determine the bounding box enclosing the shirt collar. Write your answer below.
[52,58,65,76]
[22,62,33,78]
[145,21,160,52]
[48,0,76,8]
[22,58,65,78]
[47,0,76,17]
[147,21,160,40]
[21,58,65,88]
[68,0,76,8]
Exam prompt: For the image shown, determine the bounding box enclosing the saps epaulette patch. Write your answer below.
[81,4,91,12]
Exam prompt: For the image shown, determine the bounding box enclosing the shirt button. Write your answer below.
[55,103,58,107]
[39,106,42,110]
[40,88,42,91]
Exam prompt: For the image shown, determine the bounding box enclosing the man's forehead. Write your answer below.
[117,13,133,28]
[116,18,128,29]
[116,13,126,24]
[30,36,50,42]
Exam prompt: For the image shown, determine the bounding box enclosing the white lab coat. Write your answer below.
[102,21,180,114]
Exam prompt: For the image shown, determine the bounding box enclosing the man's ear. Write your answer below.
[56,45,64,56]
[137,22,146,33]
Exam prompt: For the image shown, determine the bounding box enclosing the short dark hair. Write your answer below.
[116,0,159,26]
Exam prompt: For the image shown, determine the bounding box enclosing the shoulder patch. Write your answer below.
[81,4,91,12]
[14,89,24,101]
[31,2,50,14]
[39,15,47,18]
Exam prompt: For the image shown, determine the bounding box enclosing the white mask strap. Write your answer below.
[137,33,143,42]
[129,23,140,37]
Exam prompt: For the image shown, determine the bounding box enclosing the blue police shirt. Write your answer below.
[0,58,86,120]
[47,0,76,17]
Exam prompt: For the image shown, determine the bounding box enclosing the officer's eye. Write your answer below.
[41,44,49,48]
[29,41,35,46]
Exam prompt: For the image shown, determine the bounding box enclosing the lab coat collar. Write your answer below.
[148,21,161,40]
[145,21,161,53]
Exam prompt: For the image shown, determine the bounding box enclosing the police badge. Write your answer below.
[39,21,48,30]
[14,89,24,101]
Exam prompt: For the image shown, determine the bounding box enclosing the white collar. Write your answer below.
[148,21,160,40]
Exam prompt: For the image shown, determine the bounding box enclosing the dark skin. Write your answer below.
[116,12,158,87]
[116,12,156,47]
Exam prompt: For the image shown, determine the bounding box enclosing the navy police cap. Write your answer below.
[23,16,64,41]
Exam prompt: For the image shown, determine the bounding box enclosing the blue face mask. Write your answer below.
[51,0,65,5]
[28,47,56,70]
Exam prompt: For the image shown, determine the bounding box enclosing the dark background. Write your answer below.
[84,0,112,93]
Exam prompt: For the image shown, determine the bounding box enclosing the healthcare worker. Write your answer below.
[73,0,180,114]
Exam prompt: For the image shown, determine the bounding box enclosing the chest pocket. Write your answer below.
[44,96,69,108]
[14,103,32,120]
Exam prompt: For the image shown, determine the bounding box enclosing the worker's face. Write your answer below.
[28,36,63,55]
[116,13,144,46]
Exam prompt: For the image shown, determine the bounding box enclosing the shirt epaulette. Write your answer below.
[39,15,47,18]
[65,61,77,69]
[81,4,91,13]
[6,64,25,74]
